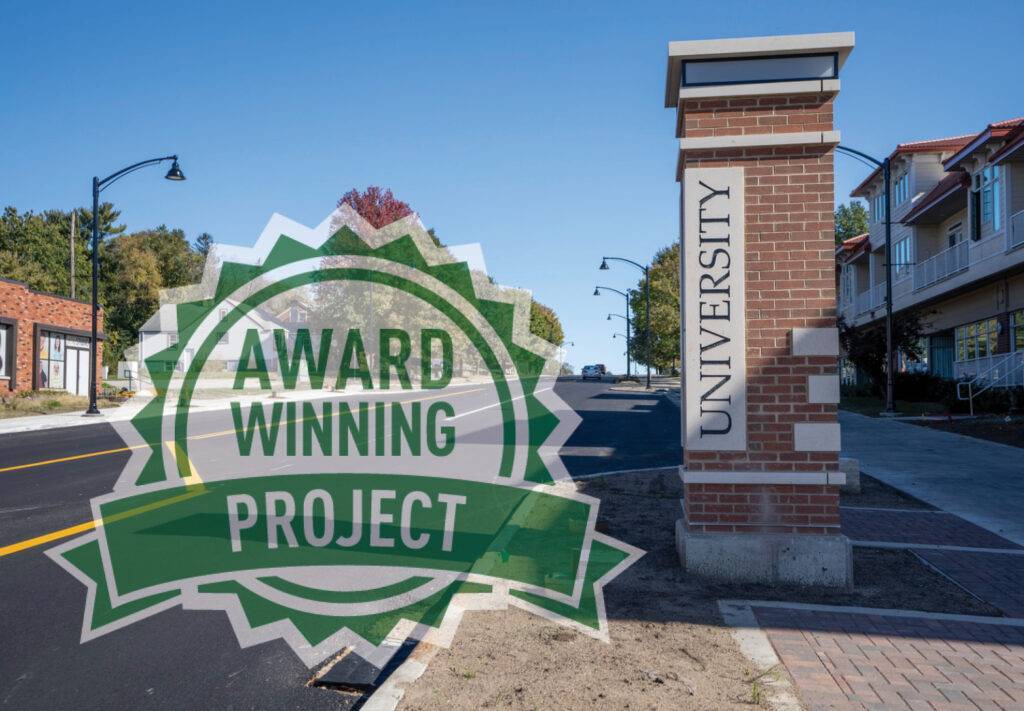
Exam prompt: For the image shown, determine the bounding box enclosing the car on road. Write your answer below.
[580,365,602,381]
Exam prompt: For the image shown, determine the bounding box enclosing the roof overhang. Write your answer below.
[664,32,855,108]
[903,175,969,226]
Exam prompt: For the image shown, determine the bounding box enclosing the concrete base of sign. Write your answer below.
[675,520,853,588]
[839,457,861,494]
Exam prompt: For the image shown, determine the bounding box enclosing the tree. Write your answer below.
[838,312,925,394]
[528,300,564,347]
[835,201,869,244]
[337,186,413,228]
[194,232,214,257]
[628,244,680,372]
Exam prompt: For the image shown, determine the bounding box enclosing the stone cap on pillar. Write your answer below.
[665,32,855,179]
[664,32,855,108]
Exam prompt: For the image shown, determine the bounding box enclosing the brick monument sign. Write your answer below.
[665,33,855,586]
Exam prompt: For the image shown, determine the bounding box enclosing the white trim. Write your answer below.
[679,130,840,152]
[677,78,839,102]
[807,375,840,404]
[681,467,846,486]
[793,422,841,452]
[791,327,840,356]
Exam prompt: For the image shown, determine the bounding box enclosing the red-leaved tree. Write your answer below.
[337,186,413,228]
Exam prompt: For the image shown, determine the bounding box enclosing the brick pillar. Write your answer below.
[666,33,855,587]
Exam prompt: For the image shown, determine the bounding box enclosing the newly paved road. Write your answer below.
[0,378,681,710]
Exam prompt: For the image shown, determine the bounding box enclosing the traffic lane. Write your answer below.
[0,382,519,551]
[0,548,356,711]
[554,379,681,477]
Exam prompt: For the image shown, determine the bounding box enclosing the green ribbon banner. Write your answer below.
[98,474,593,601]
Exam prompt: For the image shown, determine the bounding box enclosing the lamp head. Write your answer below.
[606,314,611,321]
[593,287,600,296]
[599,259,609,270]
[164,159,186,181]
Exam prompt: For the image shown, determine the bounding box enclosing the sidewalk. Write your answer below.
[840,410,1024,546]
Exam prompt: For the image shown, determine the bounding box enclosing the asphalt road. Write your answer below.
[0,378,681,710]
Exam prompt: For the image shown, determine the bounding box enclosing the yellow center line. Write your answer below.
[0,385,489,557]
[0,386,486,474]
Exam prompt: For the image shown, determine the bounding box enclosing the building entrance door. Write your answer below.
[66,347,90,396]
[929,333,955,380]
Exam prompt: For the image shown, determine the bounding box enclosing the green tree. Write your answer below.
[835,201,869,244]
[838,312,925,394]
[194,232,214,257]
[628,244,680,372]
[528,300,564,347]
[100,236,163,367]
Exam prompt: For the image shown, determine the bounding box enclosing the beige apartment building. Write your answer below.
[837,117,1024,388]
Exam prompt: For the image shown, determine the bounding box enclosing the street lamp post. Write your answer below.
[594,286,632,378]
[86,155,186,416]
[600,257,651,388]
[836,144,894,415]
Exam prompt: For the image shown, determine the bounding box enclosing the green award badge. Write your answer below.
[48,205,643,668]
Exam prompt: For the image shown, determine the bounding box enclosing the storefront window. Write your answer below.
[38,330,66,389]
[1013,310,1024,352]
[955,317,999,362]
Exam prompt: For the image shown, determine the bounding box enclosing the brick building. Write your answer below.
[0,278,103,396]
[666,33,854,586]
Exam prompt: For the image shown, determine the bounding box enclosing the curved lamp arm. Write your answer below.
[98,155,179,193]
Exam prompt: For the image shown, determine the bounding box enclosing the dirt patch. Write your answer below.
[908,416,1024,450]
[841,473,935,510]
[398,469,996,710]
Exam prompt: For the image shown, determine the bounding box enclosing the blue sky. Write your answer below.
[2,0,1021,372]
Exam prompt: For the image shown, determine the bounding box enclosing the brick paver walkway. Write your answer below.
[751,604,1024,710]
[916,549,1024,619]
[841,509,1023,550]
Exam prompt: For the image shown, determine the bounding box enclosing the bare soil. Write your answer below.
[398,469,996,710]
[840,473,935,510]
[909,415,1024,450]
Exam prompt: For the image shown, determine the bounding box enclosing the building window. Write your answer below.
[893,173,910,206]
[0,324,10,378]
[955,317,998,361]
[873,193,886,222]
[38,331,65,389]
[892,238,912,277]
[1013,310,1024,352]
[296,308,308,323]
[947,222,963,249]
[974,165,1002,232]
[168,333,179,346]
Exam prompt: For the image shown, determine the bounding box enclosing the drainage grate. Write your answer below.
[313,641,419,695]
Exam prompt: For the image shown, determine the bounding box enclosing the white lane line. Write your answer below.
[448,387,553,421]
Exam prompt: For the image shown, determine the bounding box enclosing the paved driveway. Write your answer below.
[840,410,1024,545]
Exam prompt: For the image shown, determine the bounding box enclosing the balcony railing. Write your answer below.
[1012,209,1024,251]
[913,240,969,291]
[854,282,888,315]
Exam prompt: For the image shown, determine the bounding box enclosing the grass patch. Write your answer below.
[840,395,947,417]
[0,390,123,419]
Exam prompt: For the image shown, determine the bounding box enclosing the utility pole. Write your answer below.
[70,210,77,299]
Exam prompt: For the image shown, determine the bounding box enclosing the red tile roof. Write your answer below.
[849,118,1024,197]
[835,232,869,261]
[850,134,974,197]
[943,117,1024,170]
